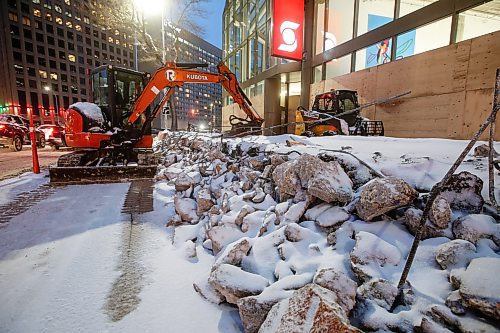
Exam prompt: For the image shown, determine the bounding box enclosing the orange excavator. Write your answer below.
[49,62,263,183]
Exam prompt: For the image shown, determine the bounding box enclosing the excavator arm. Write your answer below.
[127,62,263,133]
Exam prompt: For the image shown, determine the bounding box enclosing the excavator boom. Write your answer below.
[128,62,263,129]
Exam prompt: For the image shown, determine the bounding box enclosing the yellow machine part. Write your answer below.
[295,110,306,135]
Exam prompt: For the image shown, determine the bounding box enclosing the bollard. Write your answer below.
[29,113,40,174]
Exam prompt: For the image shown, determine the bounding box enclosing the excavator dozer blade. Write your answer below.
[49,165,157,185]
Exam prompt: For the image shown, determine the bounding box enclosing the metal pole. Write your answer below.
[161,7,166,64]
[29,110,40,174]
[55,94,60,124]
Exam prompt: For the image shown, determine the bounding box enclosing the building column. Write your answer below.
[300,0,315,109]
[263,77,281,136]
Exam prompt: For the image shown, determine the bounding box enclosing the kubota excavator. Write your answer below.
[49,62,263,183]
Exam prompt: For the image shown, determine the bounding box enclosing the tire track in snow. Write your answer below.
[0,184,56,224]
[103,179,154,322]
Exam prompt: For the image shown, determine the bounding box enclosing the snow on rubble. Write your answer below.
[152,131,500,333]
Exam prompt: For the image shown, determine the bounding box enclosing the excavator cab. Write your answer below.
[91,65,151,132]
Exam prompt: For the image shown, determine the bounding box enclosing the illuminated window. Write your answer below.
[46,13,52,21]
[55,17,63,25]
[64,0,71,5]
[34,9,42,17]
[83,16,90,24]
[9,12,18,22]
[50,73,58,80]
[75,14,81,21]
[115,39,120,45]
[22,17,31,26]
[39,70,48,79]
[75,24,81,31]
[33,0,41,3]
[66,21,73,28]
[68,54,76,62]
[55,5,62,13]
[108,36,113,43]
[65,10,72,18]
[114,29,120,36]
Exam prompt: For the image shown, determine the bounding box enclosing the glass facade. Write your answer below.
[222,0,500,107]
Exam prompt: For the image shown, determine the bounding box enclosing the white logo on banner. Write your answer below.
[278,21,300,52]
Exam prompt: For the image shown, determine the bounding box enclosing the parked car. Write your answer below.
[38,124,66,149]
[0,114,45,151]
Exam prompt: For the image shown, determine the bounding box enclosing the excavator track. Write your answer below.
[49,149,158,185]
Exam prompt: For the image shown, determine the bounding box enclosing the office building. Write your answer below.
[222,0,500,139]
[0,0,135,124]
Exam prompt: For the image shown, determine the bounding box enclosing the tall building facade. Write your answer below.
[140,20,223,131]
[0,0,135,124]
[222,0,500,138]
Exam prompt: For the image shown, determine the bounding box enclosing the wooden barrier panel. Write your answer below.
[313,31,500,140]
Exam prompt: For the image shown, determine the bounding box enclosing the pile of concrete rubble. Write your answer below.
[155,132,499,333]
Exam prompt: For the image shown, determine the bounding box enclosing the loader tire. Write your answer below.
[322,130,338,136]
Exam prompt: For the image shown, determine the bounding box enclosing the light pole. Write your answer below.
[44,85,59,124]
[210,103,214,134]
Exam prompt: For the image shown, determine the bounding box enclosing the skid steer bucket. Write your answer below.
[49,165,157,185]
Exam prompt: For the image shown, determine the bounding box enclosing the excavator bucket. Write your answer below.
[49,165,157,185]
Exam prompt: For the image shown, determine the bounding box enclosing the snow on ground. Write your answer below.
[0,178,240,332]
[0,133,498,332]
[0,171,48,206]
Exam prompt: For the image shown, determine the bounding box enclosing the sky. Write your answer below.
[199,0,226,48]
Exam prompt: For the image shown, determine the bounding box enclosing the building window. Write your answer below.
[36,32,44,42]
[22,17,31,26]
[55,5,62,13]
[68,54,76,62]
[46,13,52,22]
[325,54,351,79]
[62,85,68,92]
[37,45,45,54]
[64,0,71,5]
[12,38,21,49]
[24,29,32,39]
[34,20,42,29]
[61,74,67,82]
[9,12,18,22]
[25,42,34,52]
[75,24,82,31]
[357,0,395,37]
[49,60,57,69]
[55,17,63,25]
[395,16,452,60]
[60,63,67,71]
[57,27,64,37]
[47,36,55,45]
[26,55,34,64]
[29,80,37,89]
[39,70,48,79]
[16,78,25,87]
[59,51,66,60]
[48,48,55,57]
[46,24,54,34]
[456,2,500,42]
[38,57,46,66]
[83,16,90,24]
[13,51,22,61]
[34,9,42,17]
[14,64,24,75]
[50,73,58,80]
[68,42,75,50]
[66,21,73,28]
[58,40,65,48]
[67,31,74,39]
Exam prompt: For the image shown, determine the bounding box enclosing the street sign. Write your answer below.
[162,106,170,115]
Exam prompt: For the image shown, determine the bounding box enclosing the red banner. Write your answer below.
[271,0,304,61]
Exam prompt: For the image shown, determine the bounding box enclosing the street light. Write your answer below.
[44,85,59,124]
